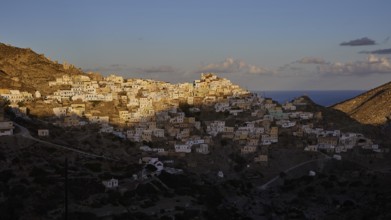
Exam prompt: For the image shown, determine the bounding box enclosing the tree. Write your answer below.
[145,164,157,172]
[220,139,228,146]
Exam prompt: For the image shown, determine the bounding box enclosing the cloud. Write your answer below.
[340,37,376,46]
[276,57,326,76]
[84,64,177,75]
[359,48,391,54]
[296,57,326,64]
[196,57,272,75]
[134,65,176,74]
[318,55,391,76]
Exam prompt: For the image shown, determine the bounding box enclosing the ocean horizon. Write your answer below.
[254,90,365,107]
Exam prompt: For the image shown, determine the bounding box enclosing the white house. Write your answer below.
[229,109,243,116]
[151,148,166,154]
[254,127,265,134]
[206,120,225,136]
[35,91,41,99]
[299,112,313,120]
[153,128,165,138]
[1,90,31,103]
[148,158,164,172]
[333,154,342,160]
[339,133,357,149]
[254,154,268,163]
[214,102,230,112]
[140,145,152,152]
[282,121,296,128]
[241,145,257,154]
[37,129,49,137]
[88,116,109,124]
[174,144,191,153]
[102,178,119,189]
[141,130,153,142]
[53,107,68,117]
[195,144,209,154]
[282,102,296,111]
[261,135,272,145]
[304,145,318,152]
[100,124,114,133]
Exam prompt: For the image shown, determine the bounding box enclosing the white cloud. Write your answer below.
[84,64,177,75]
[197,57,272,75]
[318,55,391,76]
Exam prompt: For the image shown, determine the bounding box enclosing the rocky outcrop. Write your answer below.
[0,43,86,94]
[332,81,391,125]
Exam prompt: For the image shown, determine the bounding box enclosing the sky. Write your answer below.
[1,0,391,90]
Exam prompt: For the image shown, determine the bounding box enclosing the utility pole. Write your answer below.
[65,158,68,220]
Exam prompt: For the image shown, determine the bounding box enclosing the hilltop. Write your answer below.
[332,81,391,125]
[0,43,86,94]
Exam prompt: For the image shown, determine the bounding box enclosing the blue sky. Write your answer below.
[1,0,391,90]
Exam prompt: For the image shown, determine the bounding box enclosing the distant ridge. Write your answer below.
[332,81,391,125]
[256,90,364,107]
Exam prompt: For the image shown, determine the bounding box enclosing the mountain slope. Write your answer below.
[332,81,391,125]
[0,43,85,94]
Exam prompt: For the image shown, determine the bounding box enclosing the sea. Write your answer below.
[254,90,365,107]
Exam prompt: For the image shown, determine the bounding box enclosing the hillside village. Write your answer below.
[0,73,383,165]
[1,72,390,219]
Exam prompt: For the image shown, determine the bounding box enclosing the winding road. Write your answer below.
[258,153,331,190]
[13,122,119,161]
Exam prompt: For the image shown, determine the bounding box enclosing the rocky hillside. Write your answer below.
[0,43,85,94]
[293,96,381,140]
[332,81,391,125]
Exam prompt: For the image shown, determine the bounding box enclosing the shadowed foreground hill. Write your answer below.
[332,81,391,125]
[0,43,85,94]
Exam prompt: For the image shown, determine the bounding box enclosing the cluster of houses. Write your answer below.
[102,156,183,192]
[0,73,384,165]
[304,129,381,154]
[0,89,34,104]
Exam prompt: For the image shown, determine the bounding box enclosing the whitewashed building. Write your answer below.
[102,178,119,189]
[37,129,49,137]
[174,144,191,153]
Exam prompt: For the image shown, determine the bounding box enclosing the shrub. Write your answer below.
[29,166,48,178]
[84,163,102,173]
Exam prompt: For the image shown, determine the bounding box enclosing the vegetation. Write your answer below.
[84,162,102,172]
